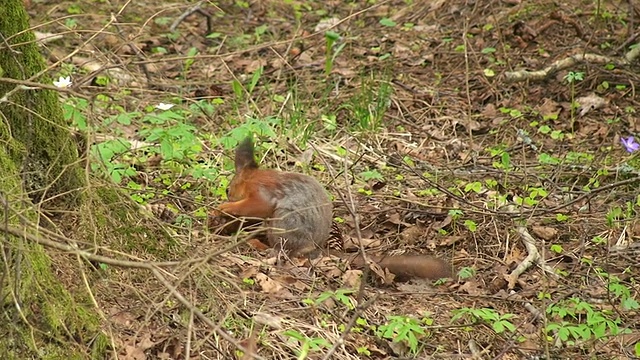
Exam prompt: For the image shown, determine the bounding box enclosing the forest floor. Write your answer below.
[27,0,640,359]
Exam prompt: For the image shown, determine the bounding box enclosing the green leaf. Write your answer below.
[379,18,397,27]
[231,79,243,99]
[325,31,340,41]
[247,66,263,94]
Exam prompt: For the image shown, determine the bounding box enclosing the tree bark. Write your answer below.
[0,0,85,206]
[0,0,104,358]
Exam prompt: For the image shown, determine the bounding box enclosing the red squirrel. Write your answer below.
[211,136,452,280]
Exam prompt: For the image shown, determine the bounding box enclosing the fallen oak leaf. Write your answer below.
[342,269,363,288]
[247,238,271,251]
[255,273,283,293]
[531,226,558,241]
[253,312,283,329]
[343,236,381,251]
[576,93,606,116]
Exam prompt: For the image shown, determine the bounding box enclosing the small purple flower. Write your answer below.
[621,136,640,153]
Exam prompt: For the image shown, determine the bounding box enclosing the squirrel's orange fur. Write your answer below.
[212,136,452,280]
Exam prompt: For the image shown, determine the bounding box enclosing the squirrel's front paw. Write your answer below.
[207,212,231,233]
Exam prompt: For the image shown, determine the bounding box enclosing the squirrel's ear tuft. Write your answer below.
[235,136,258,172]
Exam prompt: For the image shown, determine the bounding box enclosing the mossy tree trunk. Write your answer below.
[0,0,105,358]
[0,1,85,204]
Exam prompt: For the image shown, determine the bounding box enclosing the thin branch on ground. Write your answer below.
[507,225,540,289]
[151,267,266,360]
[507,224,558,289]
[504,43,640,83]
[170,1,212,34]
[321,294,379,360]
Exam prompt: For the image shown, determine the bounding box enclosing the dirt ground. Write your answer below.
[26,0,640,359]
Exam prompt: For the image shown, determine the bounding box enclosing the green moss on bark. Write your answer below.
[0,144,105,358]
[0,0,106,358]
[0,0,85,206]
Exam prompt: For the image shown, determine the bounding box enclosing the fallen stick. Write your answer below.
[504,42,640,83]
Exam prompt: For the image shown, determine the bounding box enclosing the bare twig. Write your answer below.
[111,15,154,84]
[170,1,212,34]
[151,267,266,360]
[320,294,379,360]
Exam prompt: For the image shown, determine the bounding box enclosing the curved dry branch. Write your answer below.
[504,42,640,83]
[507,226,541,289]
[507,225,559,289]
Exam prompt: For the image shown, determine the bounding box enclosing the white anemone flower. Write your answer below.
[155,103,175,110]
[53,76,72,88]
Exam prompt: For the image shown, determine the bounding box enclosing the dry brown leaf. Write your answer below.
[576,93,606,116]
[297,148,314,166]
[439,235,464,246]
[395,278,444,292]
[33,31,63,44]
[226,253,264,268]
[157,338,182,360]
[294,51,313,65]
[487,276,508,293]
[459,280,486,295]
[246,238,271,251]
[393,43,413,59]
[374,263,396,284]
[332,66,356,78]
[310,255,344,278]
[343,237,381,250]
[342,269,363,288]
[388,339,409,355]
[239,328,259,360]
[531,226,558,241]
[399,224,424,245]
[578,122,607,139]
[110,310,136,327]
[453,118,487,133]
[253,312,283,329]
[505,247,524,265]
[274,275,308,292]
[481,103,498,118]
[255,273,283,293]
[536,98,561,119]
[270,57,286,70]
[629,116,640,133]
[387,212,411,227]
[320,296,337,309]
[123,345,146,360]
[137,333,155,350]
[628,220,640,239]
[245,59,267,74]
[434,215,453,230]
[314,17,341,32]
[263,256,278,266]
[240,267,260,280]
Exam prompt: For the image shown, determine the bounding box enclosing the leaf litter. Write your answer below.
[26,0,640,358]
